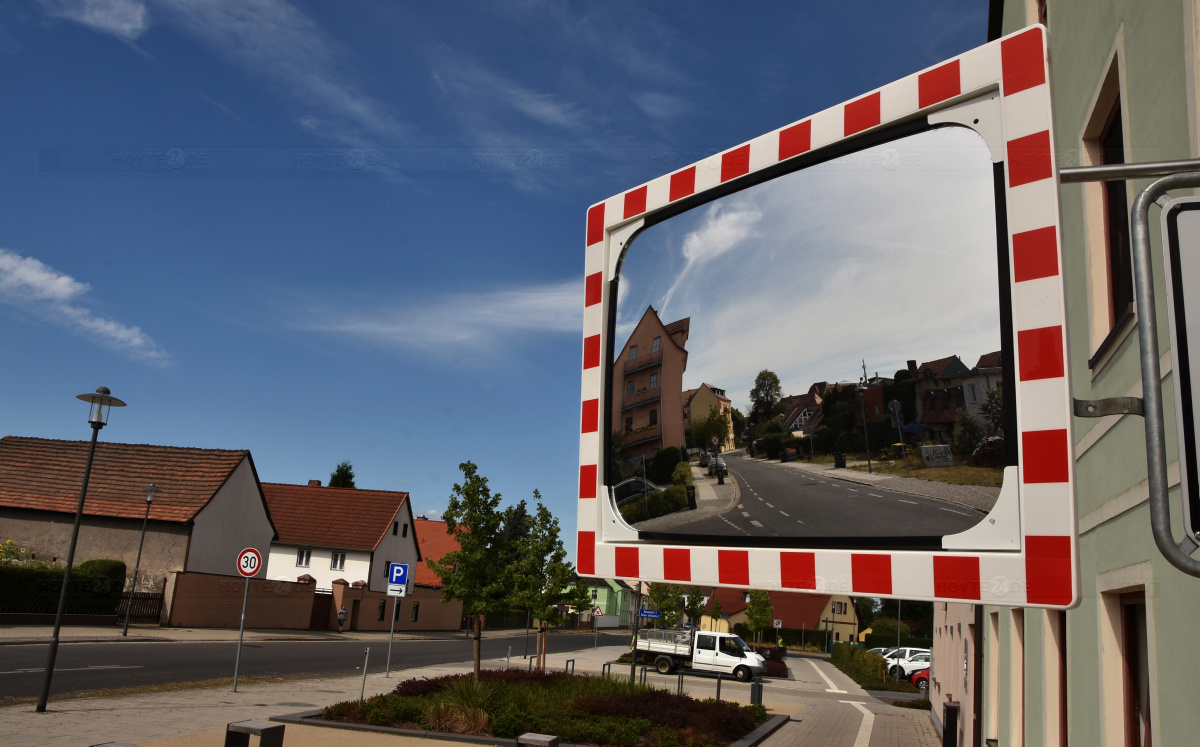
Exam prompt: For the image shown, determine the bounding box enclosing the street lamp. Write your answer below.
[122,483,157,637]
[37,387,126,713]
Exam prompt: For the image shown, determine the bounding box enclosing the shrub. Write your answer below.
[618,486,689,524]
[968,437,1006,468]
[572,689,760,743]
[647,447,684,485]
[830,643,890,688]
[760,433,784,459]
[953,409,985,455]
[836,431,864,454]
[0,557,126,614]
[892,697,931,710]
[732,622,752,640]
[671,461,693,487]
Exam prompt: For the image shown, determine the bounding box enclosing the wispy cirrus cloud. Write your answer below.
[0,248,170,366]
[39,0,149,40]
[42,0,405,147]
[292,278,583,364]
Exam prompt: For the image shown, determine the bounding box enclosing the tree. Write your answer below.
[687,405,731,454]
[510,493,591,671]
[499,499,530,568]
[954,408,985,456]
[427,462,513,680]
[682,586,706,627]
[980,386,1005,437]
[730,407,747,447]
[329,461,356,488]
[745,589,774,645]
[646,583,685,628]
[749,370,783,425]
[709,591,723,628]
[610,431,626,481]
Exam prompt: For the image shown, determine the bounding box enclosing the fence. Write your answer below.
[115,590,165,625]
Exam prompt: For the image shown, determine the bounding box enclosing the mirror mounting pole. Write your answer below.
[1128,170,1200,577]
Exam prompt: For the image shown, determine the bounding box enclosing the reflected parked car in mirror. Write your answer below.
[612,477,655,505]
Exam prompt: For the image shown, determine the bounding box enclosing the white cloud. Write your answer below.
[422,508,443,521]
[295,278,583,364]
[631,91,690,121]
[660,200,761,315]
[0,249,170,365]
[40,0,150,40]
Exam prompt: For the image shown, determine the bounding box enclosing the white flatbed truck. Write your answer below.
[633,628,767,681]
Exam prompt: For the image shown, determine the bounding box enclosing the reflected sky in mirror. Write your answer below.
[618,126,998,410]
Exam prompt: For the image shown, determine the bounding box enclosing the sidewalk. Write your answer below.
[0,635,939,747]
[629,464,740,532]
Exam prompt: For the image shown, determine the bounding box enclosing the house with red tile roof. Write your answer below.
[0,436,276,592]
[683,383,736,451]
[962,350,1004,425]
[262,480,417,594]
[612,306,690,469]
[697,587,859,643]
[411,516,460,588]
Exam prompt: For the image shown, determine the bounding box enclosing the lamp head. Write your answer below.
[76,387,126,427]
[144,483,158,504]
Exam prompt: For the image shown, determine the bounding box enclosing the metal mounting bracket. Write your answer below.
[1073,397,1145,418]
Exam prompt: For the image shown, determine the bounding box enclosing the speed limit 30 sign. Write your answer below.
[237,547,262,578]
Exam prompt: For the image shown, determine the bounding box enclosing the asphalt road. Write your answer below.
[680,454,982,539]
[0,634,628,700]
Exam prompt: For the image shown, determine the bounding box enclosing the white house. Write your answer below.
[262,480,418,592]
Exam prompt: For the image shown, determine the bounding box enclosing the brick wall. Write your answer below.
[331,580,462,632]
[166,571,315,629]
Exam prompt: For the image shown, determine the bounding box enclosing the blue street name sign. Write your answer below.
[638,609,662,619]
[388,563,409,586]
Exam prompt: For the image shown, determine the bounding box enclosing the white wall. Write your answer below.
[267,544,371,589]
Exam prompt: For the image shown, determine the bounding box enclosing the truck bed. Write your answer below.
[634,629,692,656]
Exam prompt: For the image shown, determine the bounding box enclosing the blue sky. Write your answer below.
[0,1,989,554]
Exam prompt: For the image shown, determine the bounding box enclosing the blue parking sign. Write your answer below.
[389,563,408,585]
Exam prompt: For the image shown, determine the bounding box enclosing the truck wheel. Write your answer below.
[655,657,673,674]
[734,666,751,682]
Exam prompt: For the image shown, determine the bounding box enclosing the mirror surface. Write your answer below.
[610,126,1009,543]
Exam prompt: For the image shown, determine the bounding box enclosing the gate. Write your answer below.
[310,590,333,629]
[115,591,164,625]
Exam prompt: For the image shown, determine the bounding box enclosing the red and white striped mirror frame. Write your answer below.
[576,26,1077,609]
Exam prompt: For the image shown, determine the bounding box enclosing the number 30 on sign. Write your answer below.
[237,547,261,578]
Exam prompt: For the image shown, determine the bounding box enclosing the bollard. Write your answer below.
[677,672,684,694]
[639,666,648,685]
[565,659,576,675]
[715,673,722,702]
[750,678,763,706]
[602,662,611,678]
[359,648,370,701]
[528,656,533,671]
[507,646,511,670]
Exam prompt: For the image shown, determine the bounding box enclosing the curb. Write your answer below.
[730,714,791,747]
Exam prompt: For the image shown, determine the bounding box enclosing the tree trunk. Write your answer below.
[472,615,482,681]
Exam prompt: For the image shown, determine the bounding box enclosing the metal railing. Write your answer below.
[624,350,664,375]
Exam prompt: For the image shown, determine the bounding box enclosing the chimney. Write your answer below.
[907,360,918,374]
[308,479,321,487]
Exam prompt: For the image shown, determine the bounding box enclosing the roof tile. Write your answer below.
[261,482,409,552]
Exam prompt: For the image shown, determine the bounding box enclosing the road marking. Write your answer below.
[718,515,752,535]
[779,511,789,517]
[737,504,744,509]
[807,660,846,693]
[840,701,875,747]
[1,665,143,675]
[757,496,764,501]
[898,499,917,504]
[796,519,805,523]
[765,502,774,508]
[741,512,750,517]
[940,507,970,516]
[750,520,763,527]
[848,488,858,492]
[869,493,882,497]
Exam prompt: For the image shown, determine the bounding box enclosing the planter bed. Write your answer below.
[291,669,780,747]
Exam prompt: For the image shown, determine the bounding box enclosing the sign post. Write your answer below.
[592,605,603,648]
[385,563,409,678]
[232,547,260,692]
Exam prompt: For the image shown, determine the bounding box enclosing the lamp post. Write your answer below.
[122,483,157,637]
[857,382,873,474]
[37,387,126,713]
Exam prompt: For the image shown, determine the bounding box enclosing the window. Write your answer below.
[394,600,403,621]
[1122,592,1152,746]
[649,409,658,427]
[411,601,420,622]
[296,548,311,568]
[650,374,658,389]
[331,551,346,571]
[591,589,598,600]
[698,634,716,650]
[1100,102,1133,328]
[402,523,408,537]
[629,345,638,360]
[652,336,660,353]
[393,521,398,536]
[377,599,386,621]
[625,417,633,433]
[742,592,750,603]
[627,380,634,396]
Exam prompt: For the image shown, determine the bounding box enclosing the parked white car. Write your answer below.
[884,648,931,679]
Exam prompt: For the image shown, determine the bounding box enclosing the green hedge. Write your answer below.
[0,558,127,614]
[830,642,888,688]
[646,447,684,485]
[862,633,932,650]
[618,486,689,524]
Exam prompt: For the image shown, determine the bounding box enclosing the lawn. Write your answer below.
[845,453,1003,486]
[320,669,769,747]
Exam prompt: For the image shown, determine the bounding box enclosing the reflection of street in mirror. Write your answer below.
[613,126,1009,543]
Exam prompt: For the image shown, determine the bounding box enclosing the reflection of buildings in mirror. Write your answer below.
[613,306,689,472]
[683,384,736,452]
